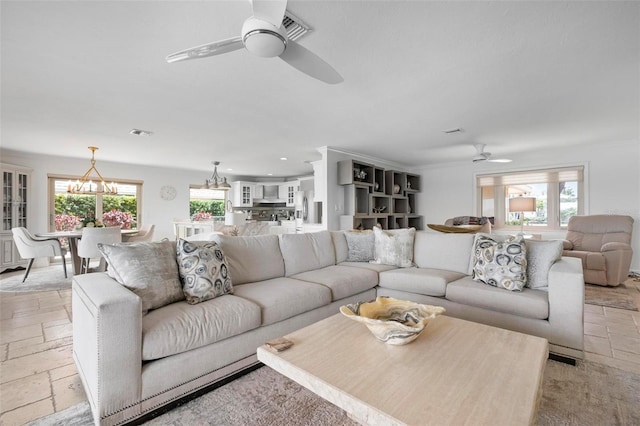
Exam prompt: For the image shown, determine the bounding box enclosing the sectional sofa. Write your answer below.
[72,229,584,425]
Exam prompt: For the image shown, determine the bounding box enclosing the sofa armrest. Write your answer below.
[601,242,632,252]
[547,257,584,352]
[561,239,573,250]
[72,272,142,422]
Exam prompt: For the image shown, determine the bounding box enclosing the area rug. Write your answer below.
[585,280,638,311]
[0,266,70,292]
[29,359,640,426]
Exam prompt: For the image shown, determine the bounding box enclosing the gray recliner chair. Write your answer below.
[562,215,634,287]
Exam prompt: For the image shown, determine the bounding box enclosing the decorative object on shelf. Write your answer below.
[372,206,386,213]
[407,181,411,189]
[204,161,231,190]
[160,185,177,201]
[67,146,118,195]
[340,297,445,345]
[374,182,379,191]
[353,168,367,181]
[509,196,537,234]
[393,184,400,194]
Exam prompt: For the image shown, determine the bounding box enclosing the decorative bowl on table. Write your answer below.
[339,297,445,345]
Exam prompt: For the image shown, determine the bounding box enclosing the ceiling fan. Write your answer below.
[165,0,343,84]
[472,144,512,163]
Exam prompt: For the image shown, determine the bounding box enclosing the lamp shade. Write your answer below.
[509,197,536,212]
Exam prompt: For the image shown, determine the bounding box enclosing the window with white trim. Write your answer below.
[477,166,584,230]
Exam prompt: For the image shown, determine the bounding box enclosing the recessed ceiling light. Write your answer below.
[280,157,288,161]
[268,173,273,176]
[129,128,153,136]
[227,168,233,171]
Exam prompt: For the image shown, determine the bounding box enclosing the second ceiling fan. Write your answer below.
[472,144,512,163]
[166,0,343,84]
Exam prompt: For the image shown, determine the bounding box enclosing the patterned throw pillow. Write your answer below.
[177,239,233,304]
[371,227,416,268]
[98,240,185,314]
[472,234,527,291]
[344,230,375,262]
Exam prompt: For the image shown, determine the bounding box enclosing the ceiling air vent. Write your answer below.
[282,11,310,42]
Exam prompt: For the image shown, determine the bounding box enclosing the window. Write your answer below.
[48,176,142,233]
[477,166,584,230]
[189,186,227,221]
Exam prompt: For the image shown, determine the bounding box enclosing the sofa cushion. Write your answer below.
[344,230,375,262]
[279,231,336,276]
[232,277,332,326]
[371,227,415,268]
[525,239,563,290]
[212,234,284,285]
[472,234,527,291]
[378,267,466,297]
[98,240,185,314]
[177,239,233,304]
[291,265,378,301]
[446,277,549,320]
[339,261,398,273]
[141,295,261,360]
[413,231,475,274]
[331,231,348,263]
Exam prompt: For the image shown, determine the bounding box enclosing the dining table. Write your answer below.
[37,228,139,275]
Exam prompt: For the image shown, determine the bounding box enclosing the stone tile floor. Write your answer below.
[0,271,639,425]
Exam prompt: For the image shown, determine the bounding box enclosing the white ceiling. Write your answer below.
[1,1,638,178]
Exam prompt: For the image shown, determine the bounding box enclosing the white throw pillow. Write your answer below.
[472,234,527,291]
[371,227,416,268]
[525,239,563,290]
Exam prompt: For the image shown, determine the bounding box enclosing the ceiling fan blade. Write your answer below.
[279,40,343,84]
[166,37,244,63]
[250,0,287,28]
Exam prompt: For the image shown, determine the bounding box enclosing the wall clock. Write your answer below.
[160,185,177,201]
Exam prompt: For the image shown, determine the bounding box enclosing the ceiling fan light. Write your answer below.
[243,29,286,57]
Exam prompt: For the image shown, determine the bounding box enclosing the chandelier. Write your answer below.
[67,146,118,195]
[204,161,231,190]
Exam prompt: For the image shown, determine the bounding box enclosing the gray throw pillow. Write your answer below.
[371,227,416,268]
[98,240,184,314]
[177,239,233,304]
[525,239,563,290]
[344,230,375,262]
[472,234,527,291]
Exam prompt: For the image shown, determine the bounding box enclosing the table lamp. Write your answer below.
[509,196,536,234]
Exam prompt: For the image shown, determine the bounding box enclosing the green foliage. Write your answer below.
[55,195,96,217]
[190,200,225,216]
[55,194,137,219]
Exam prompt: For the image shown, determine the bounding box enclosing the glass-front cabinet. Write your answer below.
[1,164,31,272]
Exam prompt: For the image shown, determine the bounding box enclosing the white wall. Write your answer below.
[4,140,639,272]
[412,140,640,272]
[1,149,208,241]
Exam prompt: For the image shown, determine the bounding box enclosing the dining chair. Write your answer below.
[77,227,122,274]
[11,227,67,282]
[126,224,155,242]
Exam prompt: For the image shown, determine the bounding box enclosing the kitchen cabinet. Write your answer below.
[279,181,298,207]
[231,181,254,207]
[1,163,31,272]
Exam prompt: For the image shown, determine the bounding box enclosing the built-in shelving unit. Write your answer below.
[338,160,422,231]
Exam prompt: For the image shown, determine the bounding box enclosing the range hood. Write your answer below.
[253,184,286,204]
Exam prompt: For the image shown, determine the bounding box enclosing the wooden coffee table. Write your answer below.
[257,313,548,425]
